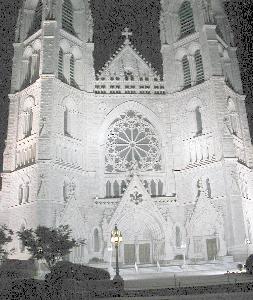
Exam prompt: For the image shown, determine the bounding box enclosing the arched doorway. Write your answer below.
[112,212,164,265]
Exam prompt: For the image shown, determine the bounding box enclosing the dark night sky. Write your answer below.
[0,0,252,171]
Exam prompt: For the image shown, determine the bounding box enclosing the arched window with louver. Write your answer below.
[182,55,191,88]
[58,48,64,81]
[28,0,43,37]
[179,1,195,39]
[62,0,75,34]
[70,54,75,86]
[194,50,205,84]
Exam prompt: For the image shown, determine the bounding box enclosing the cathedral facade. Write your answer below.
[0,0,253,265]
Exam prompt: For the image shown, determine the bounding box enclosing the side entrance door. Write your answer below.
[206,238,218,260]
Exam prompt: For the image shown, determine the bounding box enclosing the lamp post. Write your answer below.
[111,224,123,281]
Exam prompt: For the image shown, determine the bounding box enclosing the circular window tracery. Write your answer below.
[105,110,162,173]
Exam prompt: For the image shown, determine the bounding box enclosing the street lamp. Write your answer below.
[111,224,123,281]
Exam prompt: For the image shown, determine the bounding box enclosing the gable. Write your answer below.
[97,44,159,79]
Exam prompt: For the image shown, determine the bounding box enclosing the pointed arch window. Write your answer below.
[113,181,120,197]
[23,98,34,138]
[176,226,182,248]
[94,228,100,252]
[62,0,75,34]
[182,55,191,88]
[64,108,71,136]
[28,0,43,37]
[195,106,203,135]
[58,48,64,81]
[25,183,30,203]
[106,181,111,198]
[18,185,24,205]
[195,50,205,83]
[151,180,156,196]
[158,180,163,196]
[70,54,75,86]
[179,1,195,38]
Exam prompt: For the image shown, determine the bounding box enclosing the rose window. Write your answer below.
[105,110,162,173]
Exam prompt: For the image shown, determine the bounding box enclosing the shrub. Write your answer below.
[237,263,243,271]
[0,259,36,279]
[245,254,253,274]
[0,278,44,300]
[45,261,110,285]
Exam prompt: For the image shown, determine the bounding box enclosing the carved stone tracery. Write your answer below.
[105,110,162,173]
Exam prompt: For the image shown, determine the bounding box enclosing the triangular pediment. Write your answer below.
[186,186,224,237]
[57,198,86,240]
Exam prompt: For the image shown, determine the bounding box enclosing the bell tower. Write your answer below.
[0,0,95,255]
[160,0,253,260]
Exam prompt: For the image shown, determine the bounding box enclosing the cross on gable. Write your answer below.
[122,27,132,44]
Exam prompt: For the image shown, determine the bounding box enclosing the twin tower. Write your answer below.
[0,0,252,265]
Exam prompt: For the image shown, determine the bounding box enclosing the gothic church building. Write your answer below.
[0,0,253,265]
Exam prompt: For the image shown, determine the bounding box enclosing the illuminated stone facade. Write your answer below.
[0,0,253,264]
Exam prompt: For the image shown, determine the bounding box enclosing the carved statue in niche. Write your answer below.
[39,117,48,136]
[230,170,240,194]
[224,116,233,135]
[37,174,47,199]
[196,178,205,198]
[45,0,56,20]
[202,0,215,24]
[63,181,76,203]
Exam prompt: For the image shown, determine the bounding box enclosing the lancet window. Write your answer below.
[179,1,195,39]
[195,50,205,83]
[70,54,75,86]
[62,0,75,34]
[64,108,71,136]
[105,111,162,173]
[18,185,24,205]
[176,226,182,248]
[62,98,79,139]
[22,97,34,138]
[195,106,203,135]
[28,0,43,37]
[182,55,191,88]
[58,48,64,81]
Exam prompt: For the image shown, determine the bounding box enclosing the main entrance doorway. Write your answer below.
[124,243,151,265]
[206,238,218,260]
